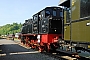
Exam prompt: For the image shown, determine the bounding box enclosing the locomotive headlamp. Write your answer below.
[55,30,56,32]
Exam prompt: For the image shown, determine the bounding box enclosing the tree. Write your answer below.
[0,23,22,35]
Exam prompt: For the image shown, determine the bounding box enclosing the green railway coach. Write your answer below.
[59,0,90,58]
[59,0,90,48]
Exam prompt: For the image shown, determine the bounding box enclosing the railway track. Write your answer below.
[41,51,77,60]
[41,50,90,60]
[15,40,90,60]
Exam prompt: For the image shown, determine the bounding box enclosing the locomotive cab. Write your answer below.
[38,7,63,34]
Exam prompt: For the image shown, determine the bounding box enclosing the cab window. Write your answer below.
[45,10,50,17]
[60,12,63,17]
[53,10,56,16]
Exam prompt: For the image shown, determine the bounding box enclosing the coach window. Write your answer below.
[53,10,56,16]
[45,10,50,17]
[66,9,71,23]
[80,0,90,18]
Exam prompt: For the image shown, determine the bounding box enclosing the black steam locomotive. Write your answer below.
[20,6,63,52]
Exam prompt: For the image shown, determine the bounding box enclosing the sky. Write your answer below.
[0,0,60,26]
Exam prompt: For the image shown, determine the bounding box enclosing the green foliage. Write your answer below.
[0,23,22,35]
